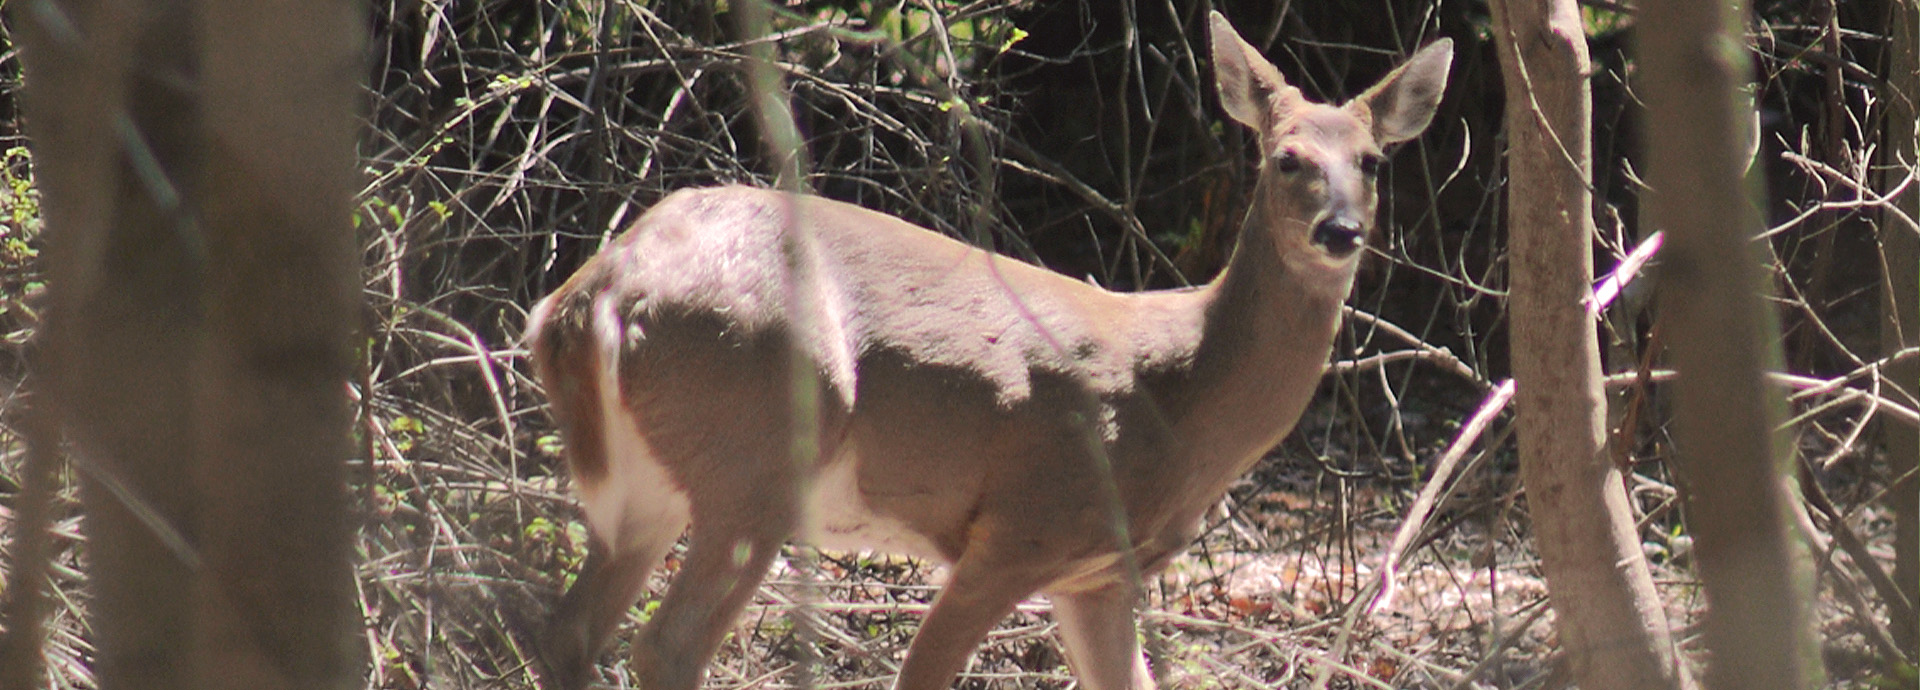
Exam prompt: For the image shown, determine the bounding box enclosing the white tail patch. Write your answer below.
[578,298,690,551]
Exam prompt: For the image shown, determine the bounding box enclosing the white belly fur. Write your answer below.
[800,455,944,561]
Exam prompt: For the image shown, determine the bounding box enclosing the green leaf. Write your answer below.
[537,433,565,457]
[999,27,1028,54]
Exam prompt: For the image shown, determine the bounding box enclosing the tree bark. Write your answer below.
[11,0,364,688]
[1879,0,1920,656]
[12,2,203,688]
[1636,2,1823,689]
[190,0,364,688]
[1486,2,1695,689]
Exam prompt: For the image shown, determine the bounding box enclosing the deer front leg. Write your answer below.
[891,546,1057,690]
[1050,583,1155,690]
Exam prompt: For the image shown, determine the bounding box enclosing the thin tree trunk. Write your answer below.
[1486,2,1694,689]
[1637,2,1823,689]
[1880,0,1920,656]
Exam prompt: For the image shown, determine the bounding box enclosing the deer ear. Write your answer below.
[1210,11,1294,132]
[1351,38,1453,144]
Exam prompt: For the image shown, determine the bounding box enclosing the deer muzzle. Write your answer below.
[1311,217,1365,257]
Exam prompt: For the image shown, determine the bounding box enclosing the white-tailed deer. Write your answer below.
[528,12,1449,690]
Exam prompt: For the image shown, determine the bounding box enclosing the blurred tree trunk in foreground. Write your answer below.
[1637,1,1823,689]
[7,1,364,689]
[190,0,364,687]
[11,1,201,686]
[1486,2,1693,688]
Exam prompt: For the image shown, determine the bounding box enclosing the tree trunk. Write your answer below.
[13,2,203,687]
[1879,0,1920,656]
[10,0,364,688]
[190,0,364,688]
[1636,2,1823,689]
[1486,3,1695,689]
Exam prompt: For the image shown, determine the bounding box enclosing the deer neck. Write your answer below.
[1176,200,1355,460]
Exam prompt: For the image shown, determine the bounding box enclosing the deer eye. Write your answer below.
[1275,150,1304,174]
[1359,153,1384,178]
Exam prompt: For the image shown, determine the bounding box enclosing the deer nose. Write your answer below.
[1311,217,1365,257]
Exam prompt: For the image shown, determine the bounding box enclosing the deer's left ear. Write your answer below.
[1350,39,1453,145]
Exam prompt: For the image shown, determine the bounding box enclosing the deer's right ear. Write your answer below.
[1209,11,1294,133]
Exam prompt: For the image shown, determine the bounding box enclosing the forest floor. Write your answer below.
[326,391,1903,690]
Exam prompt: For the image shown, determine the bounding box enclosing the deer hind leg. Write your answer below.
[1050,583,1155,690]
[537,419,692,687]
[540,520,684,690]
[625,381,801,690]
[630,485,793,690]
[535,313,695,690]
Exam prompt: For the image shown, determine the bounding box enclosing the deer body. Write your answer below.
[529,13,1450,690]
